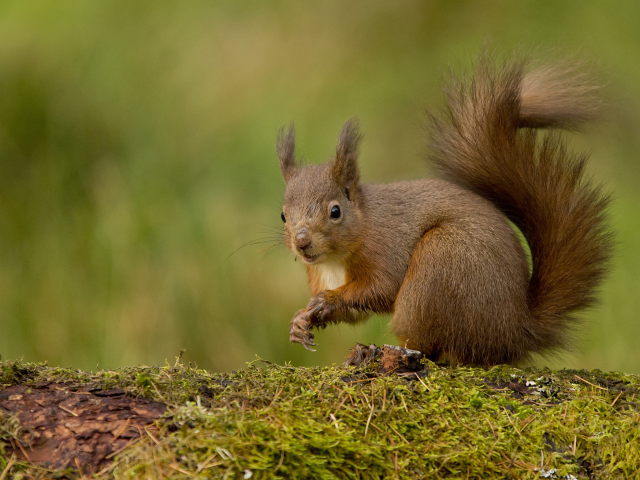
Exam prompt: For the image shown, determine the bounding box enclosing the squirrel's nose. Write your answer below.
[294,230,311,250]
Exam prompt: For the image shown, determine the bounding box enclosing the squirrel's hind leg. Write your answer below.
[391,223,533,366]
[392,226,450,361]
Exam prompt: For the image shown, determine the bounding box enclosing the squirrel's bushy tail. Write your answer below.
[428,55,612,351]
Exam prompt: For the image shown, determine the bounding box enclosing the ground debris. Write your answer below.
[0,383,166,475]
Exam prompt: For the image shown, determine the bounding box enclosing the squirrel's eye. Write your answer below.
[281,212,286,223]
[330,205,341,219]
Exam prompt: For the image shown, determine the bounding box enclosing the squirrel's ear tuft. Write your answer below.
[276,124,297,182]
[331,117,362,193]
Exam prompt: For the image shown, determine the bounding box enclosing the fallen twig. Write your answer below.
[0,455,16,480]
[574,375,607,391]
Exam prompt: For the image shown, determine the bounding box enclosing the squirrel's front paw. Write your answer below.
[306,292,337,326]
[289,309,317,351]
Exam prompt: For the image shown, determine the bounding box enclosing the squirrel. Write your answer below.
[275,55,612,366]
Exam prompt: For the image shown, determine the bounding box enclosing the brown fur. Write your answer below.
[277,55,612,365]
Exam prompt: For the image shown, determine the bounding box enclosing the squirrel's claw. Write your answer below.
[289,293,337,350]
[290,309,317,351]
[302,341,317,352]
[291,332,317,351]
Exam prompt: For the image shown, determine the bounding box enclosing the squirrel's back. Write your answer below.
[427,55,613,354]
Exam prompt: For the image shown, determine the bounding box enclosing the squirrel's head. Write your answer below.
[276,118,364,265]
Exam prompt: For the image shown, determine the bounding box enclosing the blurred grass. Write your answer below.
[0,1,639,373]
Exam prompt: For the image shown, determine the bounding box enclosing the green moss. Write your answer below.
[1,358,639,479]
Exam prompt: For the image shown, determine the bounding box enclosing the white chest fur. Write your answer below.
[315,260,347,291]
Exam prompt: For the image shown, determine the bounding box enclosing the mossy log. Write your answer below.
[1,351,639,479]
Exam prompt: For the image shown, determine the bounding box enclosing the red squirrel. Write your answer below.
[275,56,612,366]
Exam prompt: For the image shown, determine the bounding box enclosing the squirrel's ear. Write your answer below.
[331,117,362,195]
[276,124,297,182]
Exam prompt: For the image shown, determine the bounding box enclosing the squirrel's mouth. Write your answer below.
[301,253,320,264]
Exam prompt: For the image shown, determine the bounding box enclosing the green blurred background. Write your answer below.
[1,1,639,374]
